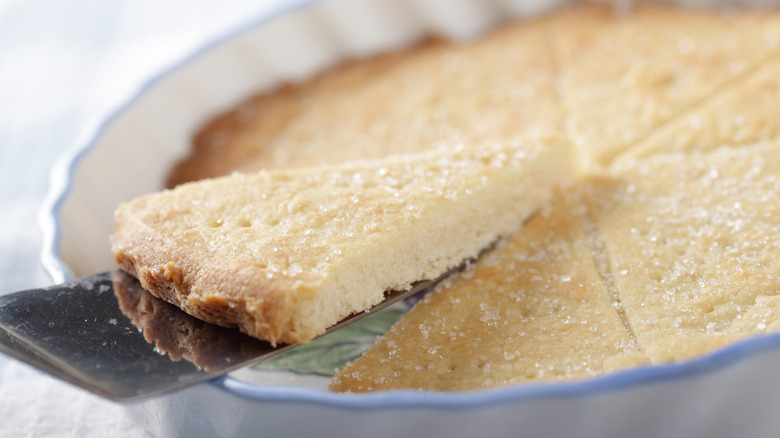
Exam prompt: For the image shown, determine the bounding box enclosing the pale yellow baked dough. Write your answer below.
[113,137,575,344]
[620,56,780,161]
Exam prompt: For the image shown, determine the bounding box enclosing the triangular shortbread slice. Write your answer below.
[550,3,780,168]
[112,136,575,345]
[589,140,780,363]
[330,190,647,392]
[617,56,780,162]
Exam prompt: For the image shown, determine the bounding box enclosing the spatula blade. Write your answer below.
[0,271,433,402]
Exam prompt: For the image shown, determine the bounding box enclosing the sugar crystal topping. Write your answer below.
[135,137,546,293]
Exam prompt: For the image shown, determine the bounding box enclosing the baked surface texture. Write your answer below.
[113,137,575,344]
[590,141,780,363]
[550,3,780,168]
[113,2,780,389]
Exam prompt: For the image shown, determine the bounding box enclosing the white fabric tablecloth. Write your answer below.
[0,1,294,435]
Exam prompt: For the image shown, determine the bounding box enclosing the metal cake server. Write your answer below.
[0,270,434,403]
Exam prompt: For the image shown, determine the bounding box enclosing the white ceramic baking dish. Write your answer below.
[40,0,780,436]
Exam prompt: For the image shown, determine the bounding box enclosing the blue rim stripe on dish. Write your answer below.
[37,0,780,408]
[220,328,780,408]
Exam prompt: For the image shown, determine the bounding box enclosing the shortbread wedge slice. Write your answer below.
[330,190,647,393]
[616,56,780,163]
[550,3,780,168]
[112,136,576,345]
[589,140,780,363]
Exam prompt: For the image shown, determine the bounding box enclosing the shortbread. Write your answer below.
[620,57,780,162]
[113,137,575,344]
[590,141,780,363]
[550,3,780,168]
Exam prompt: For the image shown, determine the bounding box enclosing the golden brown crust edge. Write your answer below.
[114,258,300,345]
[112,232,301,345]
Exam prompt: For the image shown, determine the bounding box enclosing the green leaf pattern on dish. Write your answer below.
[251,307,406,376]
